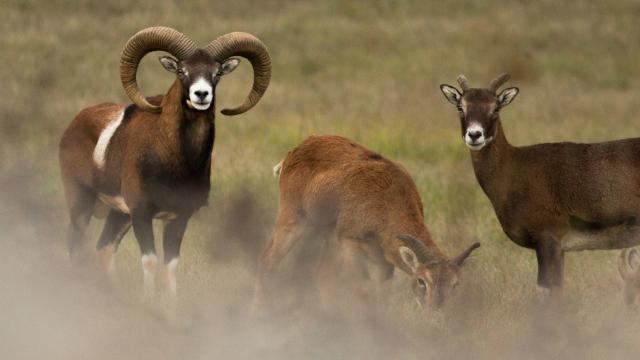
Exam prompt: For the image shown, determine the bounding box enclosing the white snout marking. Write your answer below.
[188,77,213,111]
[94,109,125,169]
[464,122,493,150]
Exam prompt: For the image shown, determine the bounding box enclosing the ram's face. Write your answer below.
[159,50,240,111]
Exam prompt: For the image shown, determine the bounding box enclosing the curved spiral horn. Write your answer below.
[204,32,271,116]
[120,27,197,112]
[488,73,511,93]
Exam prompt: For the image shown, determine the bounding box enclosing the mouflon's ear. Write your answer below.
[399,246,420,273]
[440,84,462,105]
[159,56,180,73]
[497,87,519,108]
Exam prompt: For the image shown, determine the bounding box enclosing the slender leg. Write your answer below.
[316,234,376,313]
[253,209,306,313]
[131,209,157,297]
[65,185,95,265]
[162,215,190,297]
[535,238,564,301]
[336,240,370,300]
[96,210,131,277]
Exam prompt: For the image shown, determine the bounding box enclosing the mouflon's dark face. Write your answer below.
[440,76,519,150]
[159,50,240,111]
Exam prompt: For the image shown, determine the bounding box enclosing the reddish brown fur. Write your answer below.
[253,135,479,312]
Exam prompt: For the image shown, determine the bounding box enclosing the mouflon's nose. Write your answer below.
[194,90,209,100]
[467,130,482,141]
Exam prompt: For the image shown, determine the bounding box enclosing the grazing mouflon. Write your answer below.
[254,135,480,311]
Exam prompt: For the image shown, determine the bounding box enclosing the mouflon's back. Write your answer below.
[277,135,426,232]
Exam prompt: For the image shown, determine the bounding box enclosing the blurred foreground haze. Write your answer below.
[1,0,640,358]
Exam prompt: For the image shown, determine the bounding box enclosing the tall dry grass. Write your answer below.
[1,0,640,358]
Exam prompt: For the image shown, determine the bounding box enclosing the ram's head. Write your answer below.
[120,26,271,115]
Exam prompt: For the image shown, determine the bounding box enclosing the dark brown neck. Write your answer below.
[469,120,514,200]
[161,81,215,173]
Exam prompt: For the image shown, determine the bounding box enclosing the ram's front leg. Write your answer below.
[162,214,191,298]
[131,208,157,298]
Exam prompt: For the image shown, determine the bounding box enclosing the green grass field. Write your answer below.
[2,0,640,358]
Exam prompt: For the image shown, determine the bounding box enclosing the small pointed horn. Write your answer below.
[618,249,633,281]
[488,73,511,93]
[452,242,481,267]
[457,74,470,91]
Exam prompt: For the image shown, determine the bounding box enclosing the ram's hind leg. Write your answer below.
[63,182,96,265]
[96,210,131,278]
[253,208,307,313]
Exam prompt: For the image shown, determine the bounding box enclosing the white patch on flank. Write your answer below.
[188,77,213,111]
[141,253,158,296]
[464,121,493,150]
[165,258,179,295]
[273,160,284,178]
[93,110,125,169]
[97,193,130,214]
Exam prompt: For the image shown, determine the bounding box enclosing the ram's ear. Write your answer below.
[159,56,180,73]
[219,57,241,75]
[399,246,420,273]
[497,87,519,108]
[440,84,462,105]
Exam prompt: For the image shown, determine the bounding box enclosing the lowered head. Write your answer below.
[397,234,480,311]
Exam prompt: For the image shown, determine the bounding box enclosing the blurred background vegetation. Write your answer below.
[1,0,640,358]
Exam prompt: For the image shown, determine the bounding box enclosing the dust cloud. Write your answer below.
[1,184,640,360]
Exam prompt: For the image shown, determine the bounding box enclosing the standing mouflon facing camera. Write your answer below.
[253,135,480,313]
[59,27,271,296]
[440,74,640,299]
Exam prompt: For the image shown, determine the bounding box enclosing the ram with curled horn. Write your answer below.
[59,27,271,297]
